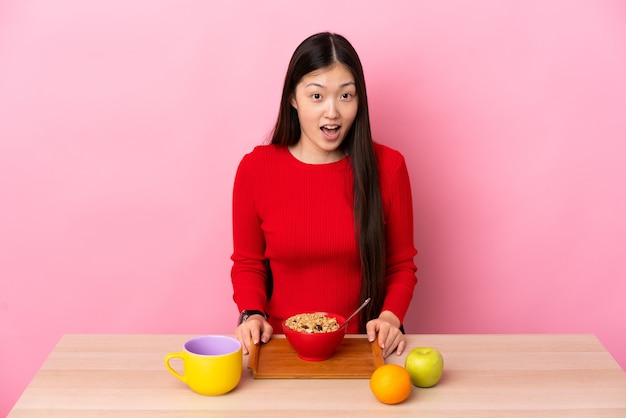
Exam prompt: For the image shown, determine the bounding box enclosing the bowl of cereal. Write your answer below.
[282,312,347,361]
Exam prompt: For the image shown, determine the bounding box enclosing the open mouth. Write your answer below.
[321,125,340,138]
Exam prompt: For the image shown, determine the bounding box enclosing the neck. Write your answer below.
[289,143,345,164]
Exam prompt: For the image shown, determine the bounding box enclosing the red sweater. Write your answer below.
[231,143,417,333]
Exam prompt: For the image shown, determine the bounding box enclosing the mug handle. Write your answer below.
[164,352,186,383]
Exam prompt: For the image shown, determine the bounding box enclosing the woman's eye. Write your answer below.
[341,93,354,100]
[312,93,322,100]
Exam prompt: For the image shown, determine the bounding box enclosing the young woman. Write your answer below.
[231,32,417,358]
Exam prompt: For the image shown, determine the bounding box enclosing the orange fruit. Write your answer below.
[369,364,412,405]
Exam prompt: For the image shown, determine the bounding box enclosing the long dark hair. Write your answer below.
[270,32,385,331]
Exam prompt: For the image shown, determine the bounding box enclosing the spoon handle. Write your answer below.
[339,297,371,330]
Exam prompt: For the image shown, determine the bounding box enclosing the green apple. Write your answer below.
[404,347,444,388]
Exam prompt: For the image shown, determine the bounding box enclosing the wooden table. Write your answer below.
[9,334,626,417]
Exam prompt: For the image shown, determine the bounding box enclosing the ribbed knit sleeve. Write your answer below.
[231,149,268,313]
[375,144,418,323]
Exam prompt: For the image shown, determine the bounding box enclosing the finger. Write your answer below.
[237,323,259,354]
[387,331,401,356]
[247,317,270,345]
[366,320,379,342]
[249,324,262,346]
[237,330,251,355]
[260,323,274,344]
[395,338,406,356]
[377,327,390,351]
[382,329,402,358]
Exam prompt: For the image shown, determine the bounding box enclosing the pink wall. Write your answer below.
[1,0,625,414]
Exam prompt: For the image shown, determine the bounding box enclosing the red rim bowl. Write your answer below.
[282,312,347,361]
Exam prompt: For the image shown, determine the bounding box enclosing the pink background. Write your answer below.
[1,0,625,414]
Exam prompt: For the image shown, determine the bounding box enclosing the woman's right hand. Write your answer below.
[235,315,274,355]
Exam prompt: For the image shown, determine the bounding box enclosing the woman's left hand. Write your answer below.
[366,310,405,358]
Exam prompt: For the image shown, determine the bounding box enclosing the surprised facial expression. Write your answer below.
[290,63,358,163]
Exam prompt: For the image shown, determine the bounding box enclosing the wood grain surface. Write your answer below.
[8,334,626,417]
[248,336,384,378]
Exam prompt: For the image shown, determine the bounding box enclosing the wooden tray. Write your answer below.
[247,336,384,379]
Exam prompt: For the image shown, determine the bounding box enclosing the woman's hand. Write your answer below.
[366,310,405,358]
[234,315,274,355]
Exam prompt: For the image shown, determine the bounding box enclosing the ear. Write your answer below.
[290,95,298,110]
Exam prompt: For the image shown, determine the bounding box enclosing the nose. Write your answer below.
[325,99,339,119]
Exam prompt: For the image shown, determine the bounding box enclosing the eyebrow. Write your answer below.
[305,81,356,89]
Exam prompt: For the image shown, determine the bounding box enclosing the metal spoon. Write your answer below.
[338,298,371,330]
